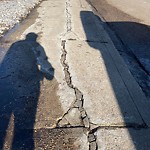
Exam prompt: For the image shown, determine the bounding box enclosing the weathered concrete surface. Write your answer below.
[66,40,144,126]
[0,0,86,149]
[2,128,88,150]
[96,128,150,150]
[87,0,150,98]
[25,0,78,128]
[33,128,88,150]
[64,0,150,126]
[1,0,150,149]
[0,0,80,129]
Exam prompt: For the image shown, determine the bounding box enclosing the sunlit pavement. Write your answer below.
[0,0,150,149]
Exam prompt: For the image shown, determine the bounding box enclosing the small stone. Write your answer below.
[74,100,82,108]
[88,133,96,142]
[81,110,87,118]
[83,117,90,128]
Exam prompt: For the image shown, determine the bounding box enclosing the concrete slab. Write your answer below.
[87,0,150,97]
[96,128,150,150]
[33,128,89,150]
[0,0,78,129]
[1,0,150,149]
[65,40,144,126]
[68,0,107,42]
[63,0,150,127]
[58,108,83,127]
[2,128,89,150]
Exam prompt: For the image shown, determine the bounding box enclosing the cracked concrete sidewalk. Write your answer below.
[1,0,150,149]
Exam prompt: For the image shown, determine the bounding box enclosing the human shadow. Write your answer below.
[80,11,150,149]
[0,33,54,149]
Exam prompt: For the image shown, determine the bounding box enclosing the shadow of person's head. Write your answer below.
[1,32,55,82]
[25,32,38,42]
[25,33,55,80]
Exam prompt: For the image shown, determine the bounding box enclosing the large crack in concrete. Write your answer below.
[58,1,149,149]
[56,1,98,149]
[59,39,97,150]
[57,0,150,149]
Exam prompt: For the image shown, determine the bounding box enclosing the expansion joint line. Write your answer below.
[66,0,72,32]
[60,40,98,150]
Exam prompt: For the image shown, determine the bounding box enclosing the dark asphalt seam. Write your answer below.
[86,0,98,12]
[86,40,108,43]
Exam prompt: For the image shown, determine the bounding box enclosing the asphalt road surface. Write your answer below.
[87,0,150,99]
